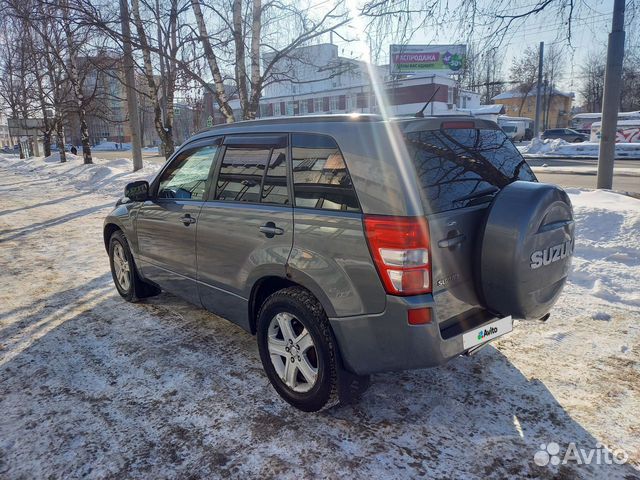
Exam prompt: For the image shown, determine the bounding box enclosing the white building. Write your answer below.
[0,113,13,148]
[228,43,473,119]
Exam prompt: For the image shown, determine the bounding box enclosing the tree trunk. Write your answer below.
[246,0,262,120]
[190,0,235,123]
[43,131,51,157]
[56,118,66,163]
[232,0,249,119]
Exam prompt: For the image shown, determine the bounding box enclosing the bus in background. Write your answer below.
[590,119,640,143]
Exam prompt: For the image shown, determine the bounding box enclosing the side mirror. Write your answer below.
[124,180,149,202]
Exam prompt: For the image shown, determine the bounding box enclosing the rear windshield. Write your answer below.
[404,128,536,213]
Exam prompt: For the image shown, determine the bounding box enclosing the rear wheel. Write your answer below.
[257,287,338,412]
[108,230,160,302]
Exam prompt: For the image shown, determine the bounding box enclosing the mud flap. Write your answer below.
[336,364,371,405]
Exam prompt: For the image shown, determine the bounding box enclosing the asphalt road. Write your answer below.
[526,157,640,194]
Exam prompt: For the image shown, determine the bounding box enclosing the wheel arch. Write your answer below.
[248,274,336,335]
[103,223,122,252]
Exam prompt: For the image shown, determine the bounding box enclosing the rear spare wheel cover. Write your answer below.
[479,181,574,320]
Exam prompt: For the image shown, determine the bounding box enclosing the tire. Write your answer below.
[108,230,160,302]
[256,287,339,412]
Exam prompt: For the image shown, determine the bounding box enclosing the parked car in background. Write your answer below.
[542,128,589,143]
[104,115,574,412]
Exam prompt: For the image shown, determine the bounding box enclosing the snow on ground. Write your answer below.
[519,138,640,158]
[0,154,639,479]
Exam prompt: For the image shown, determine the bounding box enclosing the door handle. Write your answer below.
[438,233,466,248]
[180,214,196,226]
[259,221,284,238]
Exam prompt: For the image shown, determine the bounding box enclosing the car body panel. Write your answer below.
[288,208,386,317]
[136,199,204,305]
[196,201,293,331]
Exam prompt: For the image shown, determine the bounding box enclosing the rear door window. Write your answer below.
[215,143,289,205]
[404,127,536,214]
[291,133,360,212]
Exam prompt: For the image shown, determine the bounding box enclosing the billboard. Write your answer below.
[390,45,466,75]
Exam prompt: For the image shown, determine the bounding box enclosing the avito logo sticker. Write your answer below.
[477,326,498,341]
[462,316,513,349]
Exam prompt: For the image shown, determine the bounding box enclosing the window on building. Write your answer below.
[356,93,368,109]
[274,102,281,116]
[291,133,360,212]
[314,98,322,113]
[330,96,338,111]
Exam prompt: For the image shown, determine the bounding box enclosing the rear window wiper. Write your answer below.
[454,186,499,203]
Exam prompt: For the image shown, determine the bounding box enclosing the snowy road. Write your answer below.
[0,156,639,479]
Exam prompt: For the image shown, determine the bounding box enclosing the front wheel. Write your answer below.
[256,287,339,412]
[108,230,160,302]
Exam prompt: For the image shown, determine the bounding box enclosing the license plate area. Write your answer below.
[462,316,513,349]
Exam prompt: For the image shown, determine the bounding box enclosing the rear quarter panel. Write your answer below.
[288,209,386,317]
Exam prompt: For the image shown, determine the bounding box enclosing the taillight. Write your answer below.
[363,215,431,296]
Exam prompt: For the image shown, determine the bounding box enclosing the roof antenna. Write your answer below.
[415,86,441,118]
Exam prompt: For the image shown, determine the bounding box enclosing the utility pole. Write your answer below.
[486,55,491,104]
[597,0,626,190]
[119,0,143,172]
[534,42,544,137]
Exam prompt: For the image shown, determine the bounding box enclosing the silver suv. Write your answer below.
[104,115,574,411]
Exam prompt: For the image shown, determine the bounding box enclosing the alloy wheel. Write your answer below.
[267,312,318,393]
[112,242,131,292]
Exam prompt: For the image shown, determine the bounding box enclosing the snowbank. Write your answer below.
[519,138,640,158]
[0,152,160,197]
[566,188,640,309]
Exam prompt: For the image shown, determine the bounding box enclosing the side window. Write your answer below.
[291,133,360,212]
[215,145,289,205]
[157,145,218,200]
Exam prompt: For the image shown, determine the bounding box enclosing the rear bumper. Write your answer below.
[329,295,507,375]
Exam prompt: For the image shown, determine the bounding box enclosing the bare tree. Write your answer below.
[191,0,351,121]
[0,15,38,158]
[60,0,93,164]
[508,47,539,116]
[130,0,179,157]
